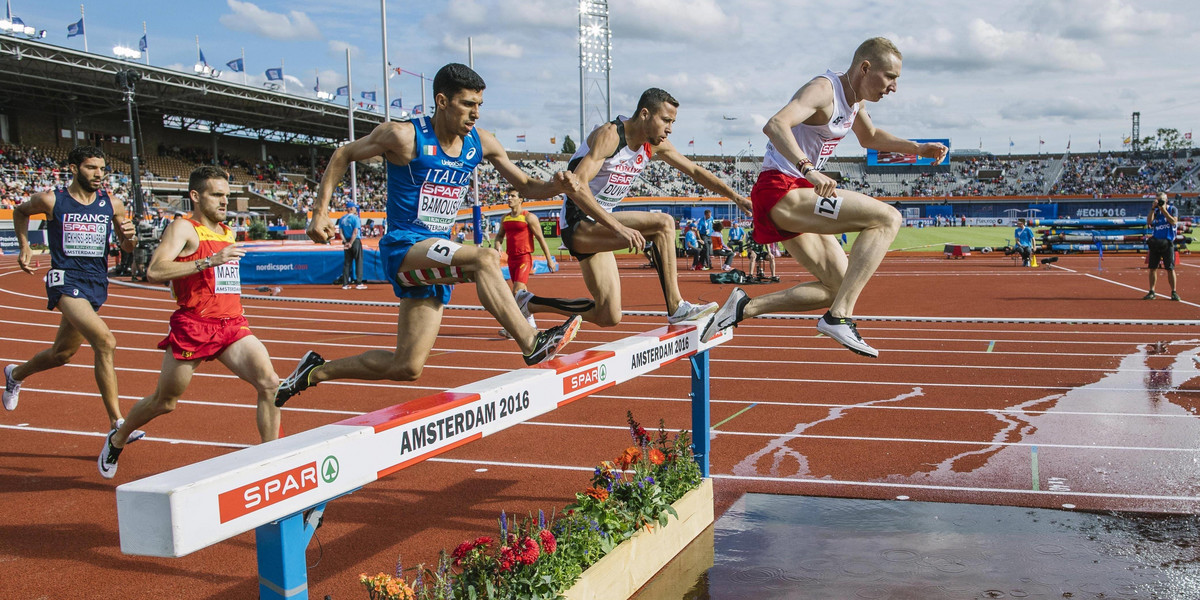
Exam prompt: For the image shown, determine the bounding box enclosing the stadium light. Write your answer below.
[113,45,142,60]
[0,17,46,38]
[193,62,221,78]
[315,90,335,101]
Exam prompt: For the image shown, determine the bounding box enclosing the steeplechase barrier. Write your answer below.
[115,321,732,600]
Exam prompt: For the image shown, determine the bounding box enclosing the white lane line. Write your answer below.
[9,422,1185,503]
[422,457,1200,504]
[1084,272,1200,309]
[0,423,251,449]
[588,393,1200,419]
[519,420,1200,453]
[15,386,365,416]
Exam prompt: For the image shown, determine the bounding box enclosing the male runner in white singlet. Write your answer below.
[702,38,947,357]
[519,88,751,328]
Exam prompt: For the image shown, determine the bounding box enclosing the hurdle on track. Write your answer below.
[116,321,732,600]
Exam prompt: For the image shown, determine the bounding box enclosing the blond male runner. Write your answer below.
[519,88,751,328]
[273,64,584,407]
[3,146,145,440]
[703,38,948,357]
[100,166,282,478]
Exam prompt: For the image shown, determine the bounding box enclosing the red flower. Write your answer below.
[539,529,557,554]
[451,540,477,566]
[473,536,493,547]
[517,536,540,565]
[498,546,518,572]
[649,448,666,466]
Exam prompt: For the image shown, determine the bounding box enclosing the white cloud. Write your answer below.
[1029,0,1174,42]
[895,18,1104,73]
[438,33,523,59]
[611,0,742,42]
[328,40,360,59]
[283,75,305,90]
[220,0,322,41]
[999,96,1118,122]
[478,109,525,130]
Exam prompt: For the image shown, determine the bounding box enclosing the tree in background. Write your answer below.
[560,135,576,155]
[1139,128,1194,151]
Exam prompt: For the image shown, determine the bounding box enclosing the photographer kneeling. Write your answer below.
[1144,192,1180,301]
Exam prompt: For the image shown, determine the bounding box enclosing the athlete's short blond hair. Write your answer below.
[852,37,902,69]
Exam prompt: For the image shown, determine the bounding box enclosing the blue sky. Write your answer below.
[21,0,1200,157]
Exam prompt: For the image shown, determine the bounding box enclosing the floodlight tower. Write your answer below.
[1131,111,1140,154]
[579,0,612,145]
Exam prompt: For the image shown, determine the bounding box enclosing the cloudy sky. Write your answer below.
[25,0,1200,157]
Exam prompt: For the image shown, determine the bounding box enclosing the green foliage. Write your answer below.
[560,135,576,155]
[247,219,268,240]
[359,413,704,599]
[287,214,309,230]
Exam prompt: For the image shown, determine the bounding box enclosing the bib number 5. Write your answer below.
[426,239,462,265]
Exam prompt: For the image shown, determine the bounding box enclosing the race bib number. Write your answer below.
[46,269,65,287]
[417,183,467,232]
[816,138,842,170]
[595,171,636,212]
[814,195,843,220]
[61,217,107,257]
[213,262,241,294]
[426,239,461,265]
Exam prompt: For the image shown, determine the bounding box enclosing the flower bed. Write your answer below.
[358,413,712,600]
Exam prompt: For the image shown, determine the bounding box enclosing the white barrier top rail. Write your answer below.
[116,322,731,558]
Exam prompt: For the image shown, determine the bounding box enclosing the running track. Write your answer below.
[1,251,1197,599]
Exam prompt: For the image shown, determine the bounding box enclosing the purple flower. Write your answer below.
[500,511,508,538]
[395,553,403,578]
[538,509,545,530]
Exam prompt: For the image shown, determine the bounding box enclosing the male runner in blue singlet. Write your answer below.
[274,64,586,406]
[4,146,145,440]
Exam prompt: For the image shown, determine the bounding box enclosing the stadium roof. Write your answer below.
[0,37,386,145]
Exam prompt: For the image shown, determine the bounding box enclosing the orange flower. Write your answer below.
[585,486,609,501]
[649,448,665,466]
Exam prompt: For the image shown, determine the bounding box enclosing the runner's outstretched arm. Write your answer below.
[308,121,415,243]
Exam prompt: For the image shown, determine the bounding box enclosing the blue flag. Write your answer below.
[138,34,148,52]
[335,85,349,96]
[265,67,283,81]
[67,18,83,37]
[361,91,376,102]
[199,48,207,66]
[390,98,402,108]
[412,104,423,115]
[313,77,320,93]
[12,17,23,27]
[226,58,243,72]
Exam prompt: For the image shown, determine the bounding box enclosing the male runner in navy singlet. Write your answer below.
[4,146,146,441]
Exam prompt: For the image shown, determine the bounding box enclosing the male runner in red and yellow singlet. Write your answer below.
[99,166,281,479]
[496,190,558,337]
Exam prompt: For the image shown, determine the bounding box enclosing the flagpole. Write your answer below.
[80,4,87,52]
[142,21,148,65]
[281,58,286,94]
[469,36,482,245]
[241,47,246,84]
[380,0,390,122]
[346,48,357,205]
[195,35,200,64]
[420,71,426,115]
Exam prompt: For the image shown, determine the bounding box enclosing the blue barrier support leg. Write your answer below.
[690,350,711,478]
[256,504,325,600]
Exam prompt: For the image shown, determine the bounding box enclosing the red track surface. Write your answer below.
[1,250,1198,599]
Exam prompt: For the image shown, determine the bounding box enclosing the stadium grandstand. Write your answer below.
[1,35,1197,229]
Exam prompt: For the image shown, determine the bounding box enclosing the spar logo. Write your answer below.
[564,363,607,395]
[217,456,337,523]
